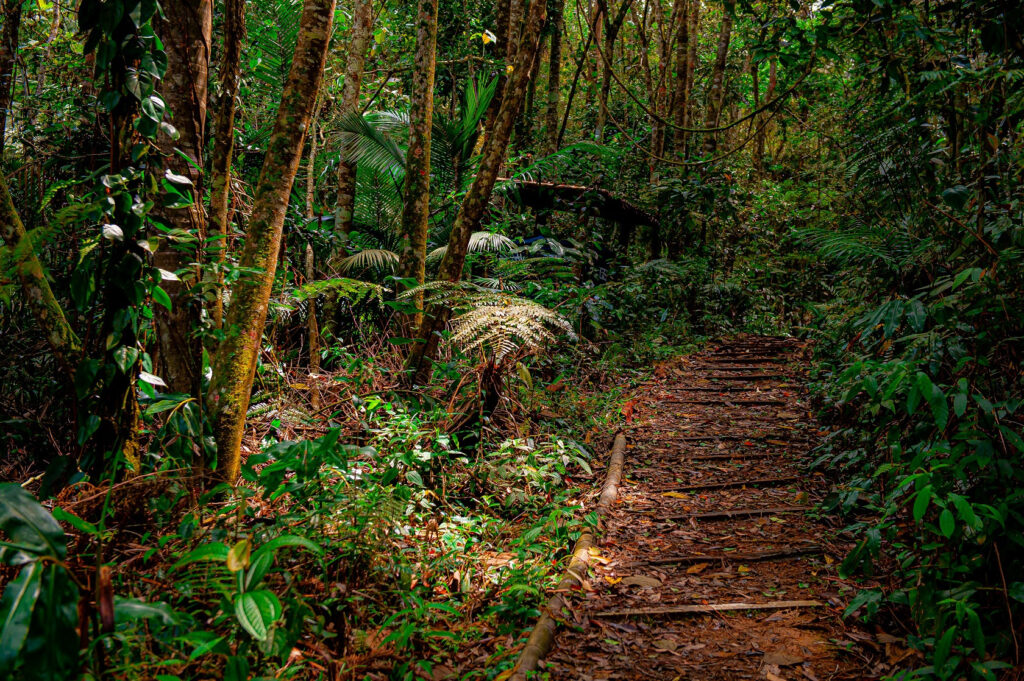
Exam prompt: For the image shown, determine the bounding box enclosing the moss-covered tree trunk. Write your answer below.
[334,0,374,246]
[405,0,547,382]
[207,0,336,483]
[0,174,81,371]
[702,11,733,155]
[0,0,21,150]
[543,0,563,155]
[153,0,212,395]
[397,0,438,330]
[210,0,245,330]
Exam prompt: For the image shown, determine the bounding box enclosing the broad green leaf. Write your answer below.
[912,486,932,522]
[114,596,181,626]
[0,563,42,669]
[249,535,323,565]
[939,508,956,538]
[234,590,281,640]
[0,484,66,560]
[171,542,228,571]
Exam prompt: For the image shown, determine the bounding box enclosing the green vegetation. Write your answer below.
[0,0,1021,678]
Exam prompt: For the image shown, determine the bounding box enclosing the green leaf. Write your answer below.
[249,535,323,566]
[113,596,181,626]
[234,590,281,640]
[1008,582,1024,603]
[0,563,42,669]
[949,494,982,532]
[406,470,424,487]
[152,285,172,311]
[0,484,66,561]
[226,539,251,573]
[51,507,100,536]
[939,508,956,538]
[953,393,968,418]
[171,542,228,571]
[912,486,932,522]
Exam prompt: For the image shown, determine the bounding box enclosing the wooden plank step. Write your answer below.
[593,600,823,618]
[662,506,807,520]
[658,475,801,492]
[664,398,786,405]
[624,545,823,567]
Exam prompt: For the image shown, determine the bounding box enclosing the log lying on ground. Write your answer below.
[509,431,626,681]
[499,178,659,228]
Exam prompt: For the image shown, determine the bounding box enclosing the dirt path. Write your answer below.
[541,335,887,680]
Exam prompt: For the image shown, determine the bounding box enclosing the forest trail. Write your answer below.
[540,336,891,680]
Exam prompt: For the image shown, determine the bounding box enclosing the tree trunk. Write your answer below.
[543,0,563,155]
[754,57,776,176]
[305,108,321,377]
[397,0,438,329]
[153,0,212,396]
[405,0,546,382]
[210,0,245,330]
[333,0,373,246]
[702,11,733,155]
[0,0,22,150]
[207,0,336,484]
[594,0,633,143]
[669,0,689,154]
[683,0,699,150]
[0,174,81,371]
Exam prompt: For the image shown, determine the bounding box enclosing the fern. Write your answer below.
[404,281,576,362]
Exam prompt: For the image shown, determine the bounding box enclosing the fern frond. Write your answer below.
[403,281,576,362]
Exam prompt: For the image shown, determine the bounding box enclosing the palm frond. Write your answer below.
[337,248,399,273]
[426,231,516,263]
[337,110,407,180]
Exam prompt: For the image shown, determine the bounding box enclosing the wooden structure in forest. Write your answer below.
[498,178,660,229]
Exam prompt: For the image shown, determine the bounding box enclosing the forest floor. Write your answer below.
[532,336,911,680]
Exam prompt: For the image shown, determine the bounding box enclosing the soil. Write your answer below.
[537,335,906,680]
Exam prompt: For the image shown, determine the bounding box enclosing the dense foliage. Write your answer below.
[0,0,1021,678]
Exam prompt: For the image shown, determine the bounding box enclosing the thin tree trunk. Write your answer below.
[682,0,699,153]
[754,57,776,176]
[406,0,546,382]
[207,0,336,484]
[0,0,22,150]
[210,0,245,330]
[702,11,733,155]
[305,108,321,377]
[543,0,563,155]
[594,0,632,143]
[0,174,81,371]
[153,0,212,396]
[669,0,689,154]
[397,0,438,329]
[333,0,373,246]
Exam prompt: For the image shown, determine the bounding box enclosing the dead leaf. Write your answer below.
[686,562,710,574]
[763,651,805,666]
[620,575,662,588]
[652,638,678,652]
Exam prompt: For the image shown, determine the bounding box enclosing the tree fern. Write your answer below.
[403,281,576,362]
